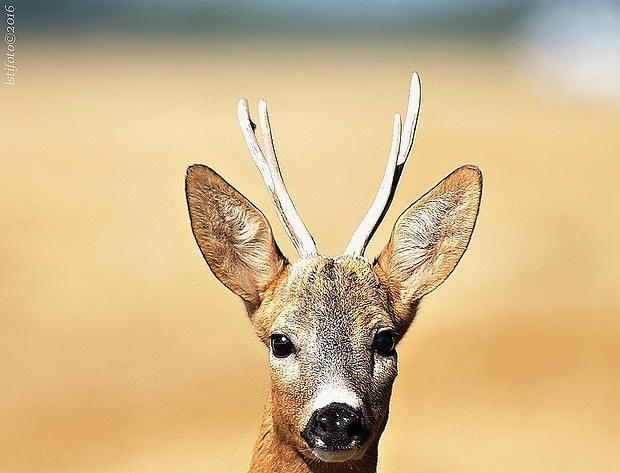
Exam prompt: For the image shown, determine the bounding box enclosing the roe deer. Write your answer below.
[185,73,482,472]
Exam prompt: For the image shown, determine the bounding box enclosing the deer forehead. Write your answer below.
[257,257,393,341]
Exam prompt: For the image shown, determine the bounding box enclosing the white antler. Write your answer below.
[344,72,421,258]
[238,98,318,258]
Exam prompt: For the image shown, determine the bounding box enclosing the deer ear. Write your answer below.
[186,164,288,310]
[375,165,482,322]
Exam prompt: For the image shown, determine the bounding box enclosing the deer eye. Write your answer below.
[374,330,396,356]
[270,334,294,358]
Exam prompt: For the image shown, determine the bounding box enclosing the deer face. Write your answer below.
[186,162,481,463]
[185,73,482,465]
[256,257,400,462]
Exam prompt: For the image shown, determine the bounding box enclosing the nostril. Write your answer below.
[347,417,364,438]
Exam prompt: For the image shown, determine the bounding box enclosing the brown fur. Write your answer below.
[185,162,482,472]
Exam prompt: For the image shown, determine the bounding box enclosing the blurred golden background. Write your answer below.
[1,1,619,471]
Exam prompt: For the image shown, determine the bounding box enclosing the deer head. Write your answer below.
[185,73,482,471]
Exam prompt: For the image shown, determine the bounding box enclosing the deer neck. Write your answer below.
[248,398,379,473]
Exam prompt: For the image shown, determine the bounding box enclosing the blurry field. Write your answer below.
[1,38,619,472]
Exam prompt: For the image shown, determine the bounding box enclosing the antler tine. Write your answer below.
[344,72,422,258]
[398,72,422,165]
[237,98,318,257]
[344,113,401,257]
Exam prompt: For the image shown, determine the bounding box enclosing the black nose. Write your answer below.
[302,402,369,449]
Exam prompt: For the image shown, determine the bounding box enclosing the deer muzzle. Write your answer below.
[301,402,370,462]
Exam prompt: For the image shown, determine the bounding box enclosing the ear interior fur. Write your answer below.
[375,165,482,326]
[185,164,288,310]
